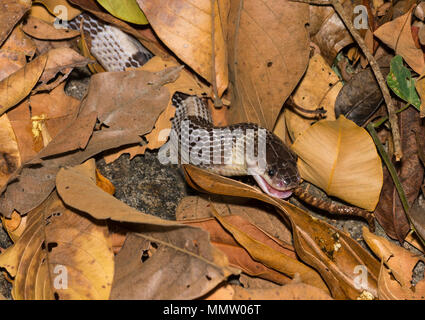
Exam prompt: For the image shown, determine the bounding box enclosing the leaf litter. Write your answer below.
[0,0,423,301]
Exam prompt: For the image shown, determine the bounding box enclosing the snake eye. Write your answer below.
[267,169,275,177]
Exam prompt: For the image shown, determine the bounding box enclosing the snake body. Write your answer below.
[69,13,300,199]
[67,13,375,228]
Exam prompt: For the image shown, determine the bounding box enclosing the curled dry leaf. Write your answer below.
[374,106,423,241]
[0,128,143,217]
[0,27,36,81]
[211,210,329,293]
[284,54,338,141]
[0,187,114,299]
[33,0,82,21]
[0,114,21,190]
[0,0,31,46]
[363,227,425,300]
[0,54,48,116]
[226,0,310,130]
[308,0,353,65]
[374,5,425,75]
[22,16,80,40]
[291,116,383,211]
[137,0,228,97]
[110,228,235,300]
[56,162,176,226]
[408,197,425,245]
[182,165,380,299]
[334,55,392,126]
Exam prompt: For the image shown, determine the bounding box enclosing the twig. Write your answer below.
[291,0,403,160]
[210,0,223,107]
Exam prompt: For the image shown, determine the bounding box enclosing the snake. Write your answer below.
[67,13,375,228]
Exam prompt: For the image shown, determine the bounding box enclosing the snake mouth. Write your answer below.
[252,175,293,199]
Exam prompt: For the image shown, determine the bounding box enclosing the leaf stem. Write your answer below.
[366,123,409,213]
[372,103,411,128]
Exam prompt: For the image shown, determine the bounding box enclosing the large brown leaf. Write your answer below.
[0,0,31,47]
[226,0,310,130]
[374,106,423,241]
[110,229,235,299]
[182,165,381,299]
[137,0,228,97]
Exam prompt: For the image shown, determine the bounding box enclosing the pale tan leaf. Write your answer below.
[226,0,310,130]
[374,5,425,75]
[291,116,383,211]
[137,0,228,96]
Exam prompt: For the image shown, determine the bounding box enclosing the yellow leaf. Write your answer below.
[137,0,228,97]
[291,116,383,211]
[0,54,48,115]
[97,0,148,25]
[0,161,114,300]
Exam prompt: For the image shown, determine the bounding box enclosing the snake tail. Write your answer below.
[293,186,376,231]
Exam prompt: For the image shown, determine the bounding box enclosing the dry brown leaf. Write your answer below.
[176,195,293,245]
[374,5,425,75]
[137,0,228,97]
[363,227,425,300]
[0,189,114,300]
[0,128,143,217]
[291,116,383,211]
[1,211,26,242]
[284,54,339,141]
[233,283,333,300]
[0,0,31,47]
[226,0,310,130]
[181,215,293,286]
[182,165,381,299]
[0,27,36,81]
[308,0,354,65]
[203,283,235,300]
[0,54,48,116]
[56,162,176,226]
[22,16,80,40]
[0,114,21,190]
[210,211,329,293]
[110,228,235,300]
[34,0,82,21]
[36,47,91,91]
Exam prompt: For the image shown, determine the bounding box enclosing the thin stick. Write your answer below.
[291,0,402,160]
[211,0,223,107]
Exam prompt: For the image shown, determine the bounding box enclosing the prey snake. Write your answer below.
[68,13,374,228]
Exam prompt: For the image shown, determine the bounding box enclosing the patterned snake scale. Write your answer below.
[68,13,374,228]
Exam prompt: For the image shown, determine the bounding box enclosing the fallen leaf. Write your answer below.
[374,5,425,74]
[110,228,235,299]
[33,0,82,21]
[21,16,80,40]
[363,227,425,300]
[291,116,383,211]
[97,0,148,25]
[335,55,392,126]
[0,180,114,299]
[0,26,36,81]
[137,0,228,97]
[0,0,31,47]
[182,165,381,299]
[375,106,423,241]
[0,128,143,217]
[284,54,338,141]
[387,55,421,110]
[226,0,310,130]
[0,54,48,116]
[1,211,26,242]
[308,1,354,65]
[0,114,21,190]
[210,211,329,293]
[407,196,425,244]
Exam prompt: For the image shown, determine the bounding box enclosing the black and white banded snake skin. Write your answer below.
[68,13,374,228]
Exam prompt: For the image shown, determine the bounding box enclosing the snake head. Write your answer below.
[249,132,300,199]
